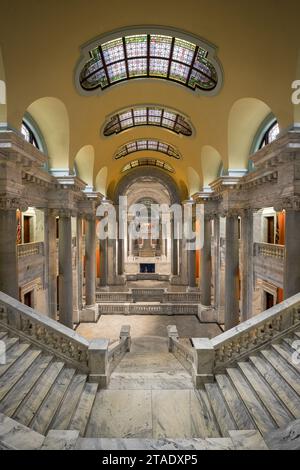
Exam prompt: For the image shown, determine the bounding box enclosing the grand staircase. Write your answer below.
[0,324,299,449]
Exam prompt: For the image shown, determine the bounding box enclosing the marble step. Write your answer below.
[294,331,300,340]
[237,361,293,428]
[282,336,299,352]
[264,418,300,450]
[260,349,300,396]
[1,335,19,351]
[0,348,41,401]
[14,360,65,426]
[249,355,300,419]
[194,389,221,438]
[69,382,98,436]
[204,383,237,436]
[228,430,268,450]
[51,373,87,430]
[0,342,31,378]
[215,374,255,430]
[0,353,53,417]
[226,367,276,435]
[271,343,300,373]
[0,412,44,450]
[0,331,8,340]
[30,367,76,435]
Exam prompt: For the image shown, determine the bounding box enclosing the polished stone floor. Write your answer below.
[76,314,222,341]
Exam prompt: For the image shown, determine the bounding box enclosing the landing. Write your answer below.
[76,315,221,341]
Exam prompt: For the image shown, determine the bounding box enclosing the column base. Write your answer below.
[80,304,99,323]
[108,275,126,286]
[170,275,188,286]
[197,305,218,323]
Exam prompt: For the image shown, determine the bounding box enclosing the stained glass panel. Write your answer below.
[80,32,218,92]
[103,106,192,136]
[115,139,181,160]
[121,158,174,173]
[150,35,172,58]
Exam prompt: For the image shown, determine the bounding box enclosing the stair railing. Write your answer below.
[0,291,130,387]
[192,292,300,385]
[107,325,131,375]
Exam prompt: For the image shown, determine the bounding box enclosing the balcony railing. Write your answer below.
[17,242,44,258]
[254,242,284,260]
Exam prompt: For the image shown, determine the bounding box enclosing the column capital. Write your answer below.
[275,196,300,212]
[0,195,28,212]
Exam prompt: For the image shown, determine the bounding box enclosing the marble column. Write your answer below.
[171,218,178,276]
[100,237,108,287]
[241,209,253,320]
[200,216,212,306]
[188,244,197,287]
[224,212,240,330]
[85,216,96,306]
[213,215,221,309]
[46,210,57,320]
[77,216,83,310]
[0,208,18,299]
[284,209,300,299]
[58,213,73,328]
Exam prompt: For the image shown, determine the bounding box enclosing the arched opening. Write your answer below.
[75,145,95,190]
[26,97,70,174]
[201,145,222,190]
[228,98,272,174]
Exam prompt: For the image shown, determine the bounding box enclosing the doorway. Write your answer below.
[265,291,275,310]
[23,215,33,243]
[266,216,275,244]
[24,290,33,308]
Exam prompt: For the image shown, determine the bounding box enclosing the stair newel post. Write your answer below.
[88,338,109,388]
[120,324,131,352]
[167,325,179,352]
[191,338,215,388]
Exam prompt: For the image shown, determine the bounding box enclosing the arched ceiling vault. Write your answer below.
[0,0,299,192]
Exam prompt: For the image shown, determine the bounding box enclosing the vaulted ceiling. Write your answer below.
[0,0,299,198]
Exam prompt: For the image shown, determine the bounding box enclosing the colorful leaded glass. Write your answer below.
[114,139,181,160]
[103,106,192,136]
[79,32,218,92]
[121,158,174,173]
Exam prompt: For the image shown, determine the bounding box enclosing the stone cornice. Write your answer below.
[0,195,28,211]
[0,130,47,167]
[55,175,87,192]
[250,126,300,170]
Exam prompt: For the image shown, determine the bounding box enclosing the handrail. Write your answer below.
[0,290,113,387]
[167,325,196,375]
[192,292,300,384]
[0,291,90,371]
[107,325,131,374]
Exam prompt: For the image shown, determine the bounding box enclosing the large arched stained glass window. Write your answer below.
[115,139,181,160]
[259,121,280,149]
[103,106,193,136]
[121,158,174,173]
[77,28,222,94]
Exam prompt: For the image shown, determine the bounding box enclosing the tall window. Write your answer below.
[103,106,193,136]
[77,29,221,94]
[115,139,181,160]
[21,120,39,149]
[259,121,280,149]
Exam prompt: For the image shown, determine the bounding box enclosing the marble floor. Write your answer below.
[76,314,222,341]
